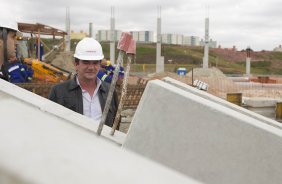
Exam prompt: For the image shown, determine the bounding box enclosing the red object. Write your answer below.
[117,32,132,51]
[126,40,136,54]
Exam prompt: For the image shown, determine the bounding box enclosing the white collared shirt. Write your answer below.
[76,77,102,122]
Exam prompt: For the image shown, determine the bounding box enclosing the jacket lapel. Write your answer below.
[68,76,83,114]
[98,83,108,111]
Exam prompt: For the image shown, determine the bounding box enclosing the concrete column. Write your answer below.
[156,8,164,73]
[246,57,251,77]
[89,22,93,38]
[203,18,209,69]
[110,7,115,64]
[65,7,70,52]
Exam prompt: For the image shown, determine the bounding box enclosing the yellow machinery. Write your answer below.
[24,58,71,83]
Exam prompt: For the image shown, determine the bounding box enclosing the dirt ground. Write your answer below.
[145,67,282,100]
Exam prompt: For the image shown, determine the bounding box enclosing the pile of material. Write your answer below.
[146,68,239,99]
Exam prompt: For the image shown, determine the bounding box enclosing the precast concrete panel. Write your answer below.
[0,79,201,184]
[123,79,282,184]
[162,77,282,130]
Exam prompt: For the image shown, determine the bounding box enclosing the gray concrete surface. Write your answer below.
[163,77,282,129]
[123,79,282,184]
[0,79,202,184]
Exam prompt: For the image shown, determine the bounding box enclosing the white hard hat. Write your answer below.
[74,37,104,60]
[0,17,19,32]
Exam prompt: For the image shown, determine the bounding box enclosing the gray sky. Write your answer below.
[2,0,282,51]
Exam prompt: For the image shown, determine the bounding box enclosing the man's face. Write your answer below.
[0,30,16,66]
[75,60,100,82]
[7,31,17,59]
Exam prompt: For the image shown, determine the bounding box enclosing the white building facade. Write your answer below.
[130,31,153,42]
[183,36,200,46]
[161,34,183,45]
[96,30,122,42]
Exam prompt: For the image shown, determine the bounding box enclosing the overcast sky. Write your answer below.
[1,0,282,51]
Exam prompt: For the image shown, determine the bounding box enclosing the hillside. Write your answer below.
[43,39,282,75]
[99,41,282,75]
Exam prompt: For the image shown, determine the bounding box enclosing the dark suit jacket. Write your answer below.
[48,76,118,127]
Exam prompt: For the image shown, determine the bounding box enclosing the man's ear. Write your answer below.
[73,61,79,67]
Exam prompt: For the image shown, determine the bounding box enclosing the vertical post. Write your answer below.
[65,7,71,52]
[110,6,116,65]
[156,6,164,73]
[203,17,209,69]
[246,47,251,78]
[37,28,41,61]
[89,22,93,38]
[191,68,194,86]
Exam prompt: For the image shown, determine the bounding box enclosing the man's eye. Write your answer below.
[82,61,90,64]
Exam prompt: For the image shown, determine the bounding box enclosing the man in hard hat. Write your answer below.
[0,18,19,80]
[97,59,124,83]
[6,56,31,83]
[48,38,118,127]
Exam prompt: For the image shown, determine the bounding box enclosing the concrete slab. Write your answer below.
[123,79,282,184]
[163,77,282,129]
[0,79,201,184]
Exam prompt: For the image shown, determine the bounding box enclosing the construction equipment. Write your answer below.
[97,32,133,135]
[16,23,71,83]
[23,58,71,83]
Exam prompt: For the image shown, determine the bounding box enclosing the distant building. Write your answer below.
[70,30,88,40]
[200,38,217,48]
[183,36,200,46]
[96,30,122,42]
[130,31,153,42]
[161,34,183,45]
[273,45,282,52]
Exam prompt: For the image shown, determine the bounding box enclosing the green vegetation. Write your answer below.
[42,38,282,75]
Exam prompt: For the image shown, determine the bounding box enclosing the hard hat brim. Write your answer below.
[1,24,20,33]
[74,54,104,61]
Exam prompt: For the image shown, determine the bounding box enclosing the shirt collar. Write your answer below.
[76,76,102,91]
